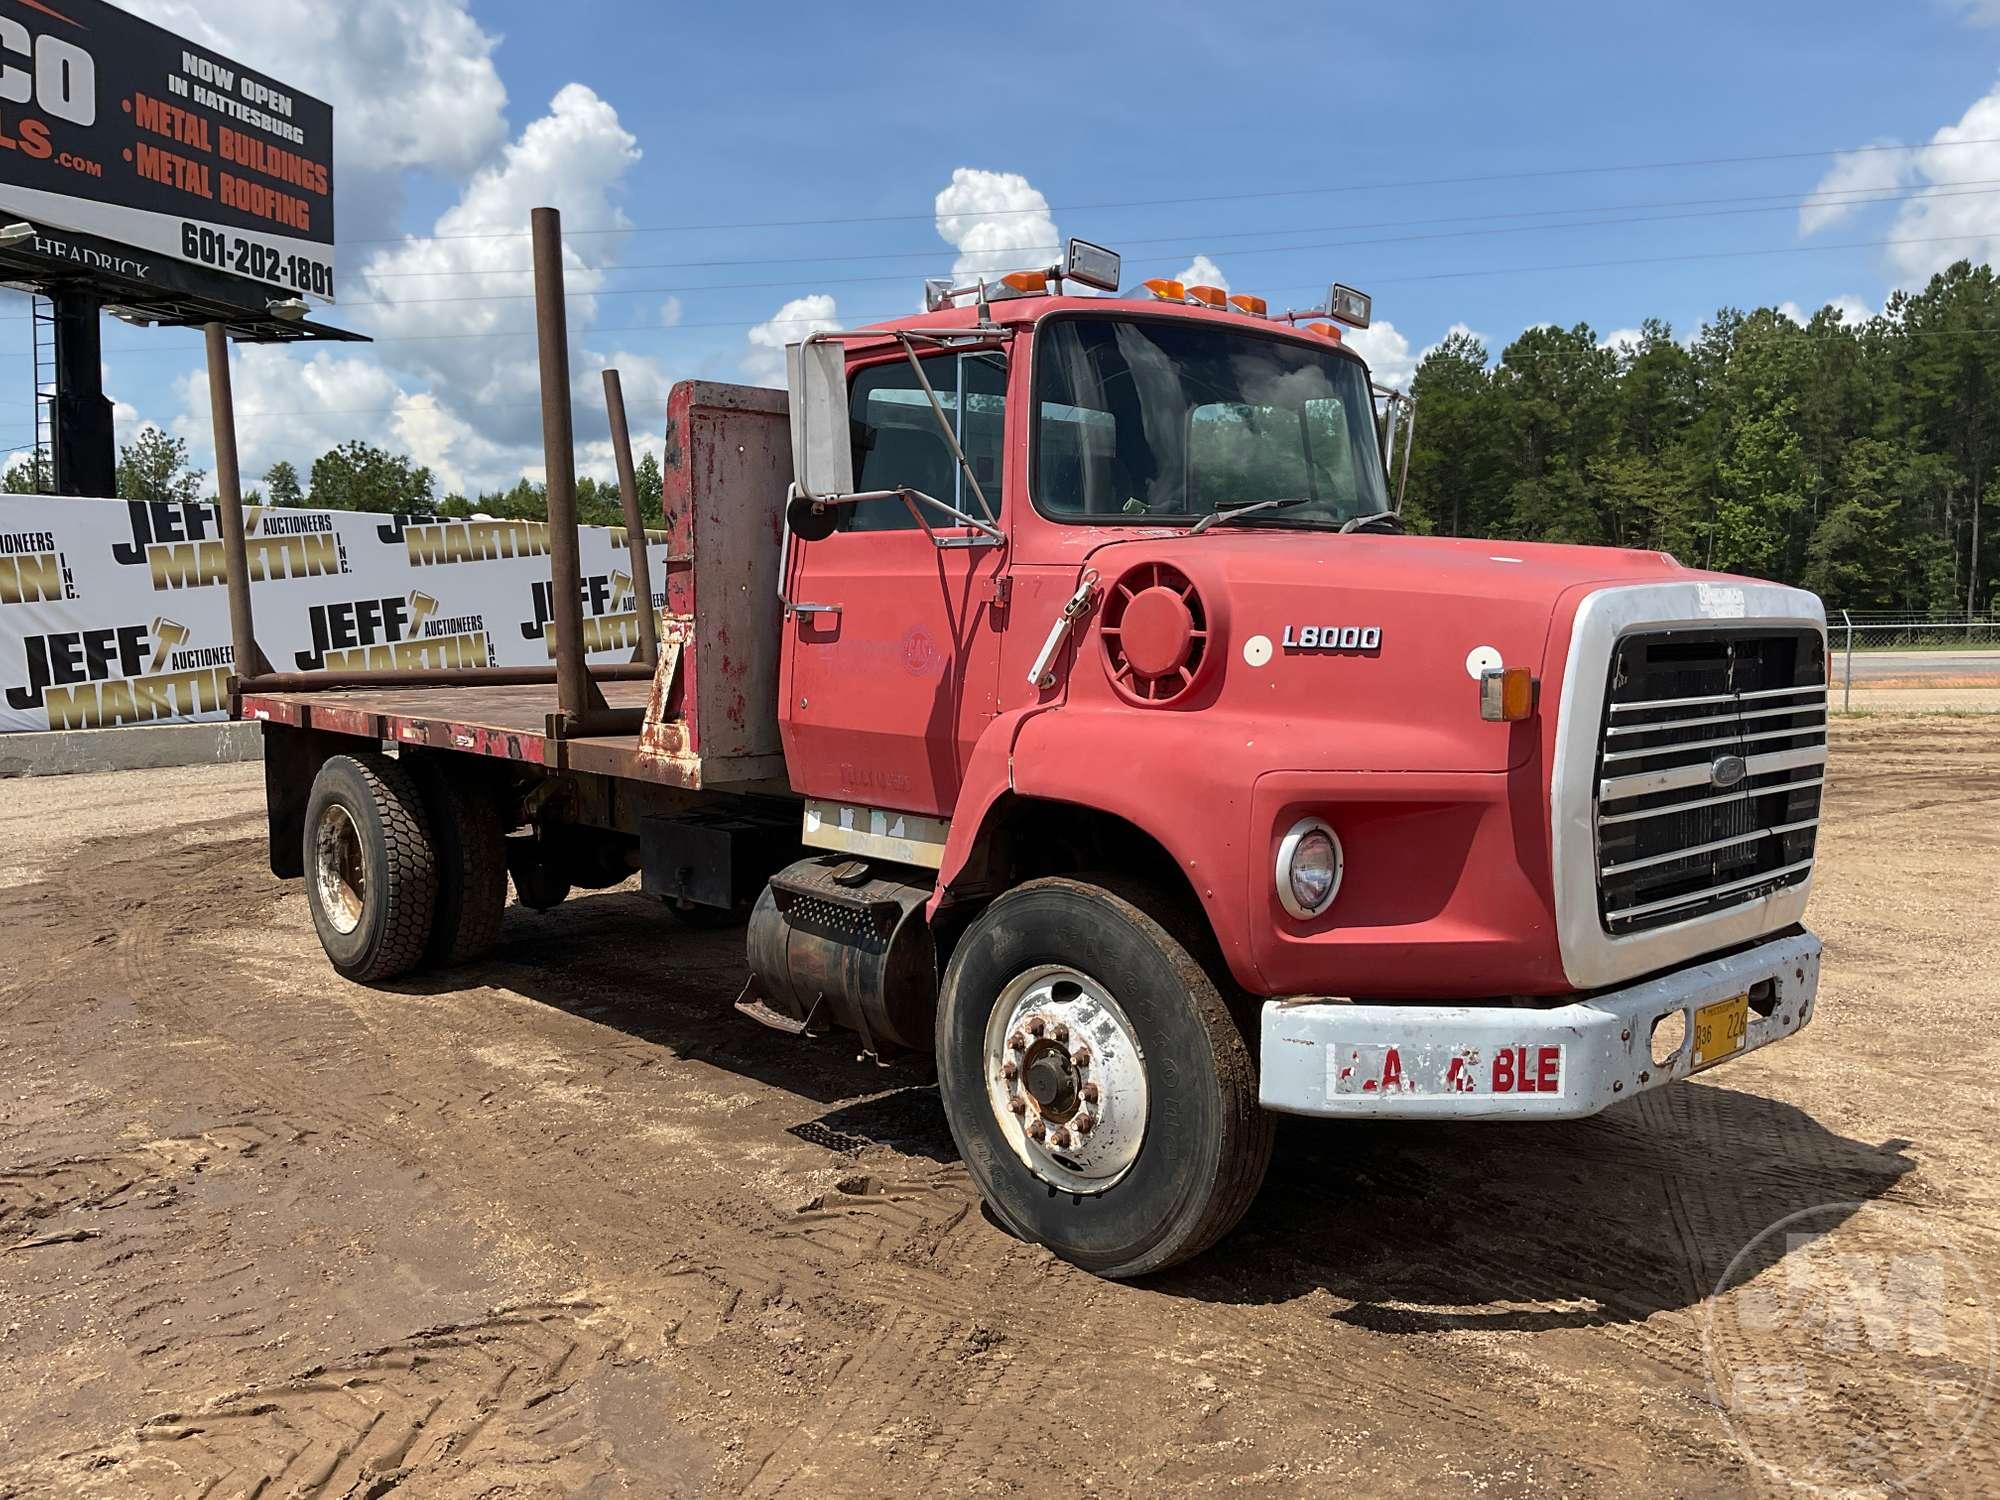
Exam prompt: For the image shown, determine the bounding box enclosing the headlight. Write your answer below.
[1276,817,1343,921]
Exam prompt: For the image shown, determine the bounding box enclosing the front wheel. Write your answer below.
[935,877,1272,1279]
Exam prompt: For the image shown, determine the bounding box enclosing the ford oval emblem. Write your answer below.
[1710,753,1748,790]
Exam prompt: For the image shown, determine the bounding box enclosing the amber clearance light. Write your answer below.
[1479,666,1538,722]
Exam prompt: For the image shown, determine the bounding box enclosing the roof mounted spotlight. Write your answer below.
[1327,283,1372,329]
[922,238,1121,309]
[1061,237,1121,293]
[106,305,154,328]
[266,296,310,322]
[0,221,36,248]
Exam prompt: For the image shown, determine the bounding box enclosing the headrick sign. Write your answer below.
[0,0,334,306]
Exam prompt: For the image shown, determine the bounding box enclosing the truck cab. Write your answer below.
[766,249,1824,1272]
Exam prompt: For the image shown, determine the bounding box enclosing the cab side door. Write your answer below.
[779,347,1009,818]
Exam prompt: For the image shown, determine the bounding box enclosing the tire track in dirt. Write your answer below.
[76,1302,629,1498]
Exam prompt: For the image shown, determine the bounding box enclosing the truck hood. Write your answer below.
[1067,529,1707,774]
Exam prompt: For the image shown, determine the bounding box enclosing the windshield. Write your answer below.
[1033,315,1391,527]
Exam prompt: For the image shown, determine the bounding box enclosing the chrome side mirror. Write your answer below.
[786,338,853,500]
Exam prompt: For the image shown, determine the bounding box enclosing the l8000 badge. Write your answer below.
[1281,625,1382,653]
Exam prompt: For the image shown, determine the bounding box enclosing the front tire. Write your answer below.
[935,877,1272,1279]
[303,753,438,982]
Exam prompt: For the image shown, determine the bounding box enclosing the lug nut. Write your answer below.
[1052,1128,1073,1149]
[1027,1119,1046,1141]
[1074,1113,1095,1136]
[1001,1059,1019,1081]
[1070,1045,1091,1068]
[1080,1081,1100,1104]
[1009,1030,1027,1052]
[1052,1021,1071,1043]
[1008,1095,1027,1115]
[1025,1016,1047,1037]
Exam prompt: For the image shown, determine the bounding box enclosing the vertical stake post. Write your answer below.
[601,367,659,667]
[531,205,603,733]
[205,322,262,680]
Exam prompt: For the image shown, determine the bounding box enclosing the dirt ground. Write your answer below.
[1,718,1997,1497]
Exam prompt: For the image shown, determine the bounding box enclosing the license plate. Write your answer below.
[1692,993,1750,1070]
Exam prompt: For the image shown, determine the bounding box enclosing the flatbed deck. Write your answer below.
[239,681,709,786]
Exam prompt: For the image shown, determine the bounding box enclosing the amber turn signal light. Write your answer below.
[1001,269,1049,293]
[1479,666,1537,722]
[1142,278,1186,302]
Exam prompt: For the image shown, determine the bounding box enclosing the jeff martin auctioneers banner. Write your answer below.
[0,495,669,733]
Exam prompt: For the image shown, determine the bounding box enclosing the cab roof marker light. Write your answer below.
[1186,284,1227,309]
[1142,278,1186,303]
[1305,321,1343,343]
[1329,283,1372,329]
[1228,293,1268,317]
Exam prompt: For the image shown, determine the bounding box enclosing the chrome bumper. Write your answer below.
[1258,929,1820,1120]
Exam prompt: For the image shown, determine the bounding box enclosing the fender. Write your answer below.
[933,702,1264,991]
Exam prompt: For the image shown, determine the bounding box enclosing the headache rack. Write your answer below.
[1593,627,1827,934]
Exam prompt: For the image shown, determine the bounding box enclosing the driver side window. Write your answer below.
[846,352,1007,531]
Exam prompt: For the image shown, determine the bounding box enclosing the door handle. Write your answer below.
[790,602,842,617]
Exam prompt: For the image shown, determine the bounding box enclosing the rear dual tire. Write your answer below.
[303,752,507,981]
[935,877,1273,1279]
[304,753,438,983]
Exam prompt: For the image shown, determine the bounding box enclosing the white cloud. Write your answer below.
[1777,295,1876,326]
[934,169,1061,280]
[1878,78,2000,281]
[659,297,684,329]
[1944,1,2000,24]
[1343,320,1415,389]
[744,295,842,387]
[126,0,507,177]
[172,85,661,495]
[1798,142,1911,235]
[1598,327,1647,352]
[1175,254,1229,292]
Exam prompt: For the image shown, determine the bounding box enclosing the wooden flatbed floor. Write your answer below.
[238,680,703,785]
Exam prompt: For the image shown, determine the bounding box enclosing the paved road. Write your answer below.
[1838,647,2000,682]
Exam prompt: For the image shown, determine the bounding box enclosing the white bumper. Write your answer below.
[1258,929,1820,1120]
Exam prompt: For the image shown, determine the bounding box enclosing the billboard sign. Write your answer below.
[0,0,334,307]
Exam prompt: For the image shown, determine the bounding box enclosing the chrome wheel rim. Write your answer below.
[983,964,1147,1195]
[313,804,366,936]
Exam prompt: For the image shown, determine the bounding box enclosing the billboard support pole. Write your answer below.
[204,321,266,680]
[52,292,115,497]
[531,206,617,738]
[600,368,659,667]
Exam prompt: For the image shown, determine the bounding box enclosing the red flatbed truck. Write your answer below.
[240,233,1829,1278]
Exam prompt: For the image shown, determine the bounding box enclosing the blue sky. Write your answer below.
[10,0,2000,494]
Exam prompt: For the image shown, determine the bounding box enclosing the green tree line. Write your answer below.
[3,431,662,531]
[1400,260,2000,614]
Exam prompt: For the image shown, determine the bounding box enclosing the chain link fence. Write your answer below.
[1830,611,2000,711]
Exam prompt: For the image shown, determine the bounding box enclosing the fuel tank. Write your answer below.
[744,856,937,1054]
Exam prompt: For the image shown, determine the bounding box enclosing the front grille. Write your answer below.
[1595,628,1826,934]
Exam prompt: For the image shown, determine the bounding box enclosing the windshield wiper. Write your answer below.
[1189,497,1314,536]
[1339,510,1405,534]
